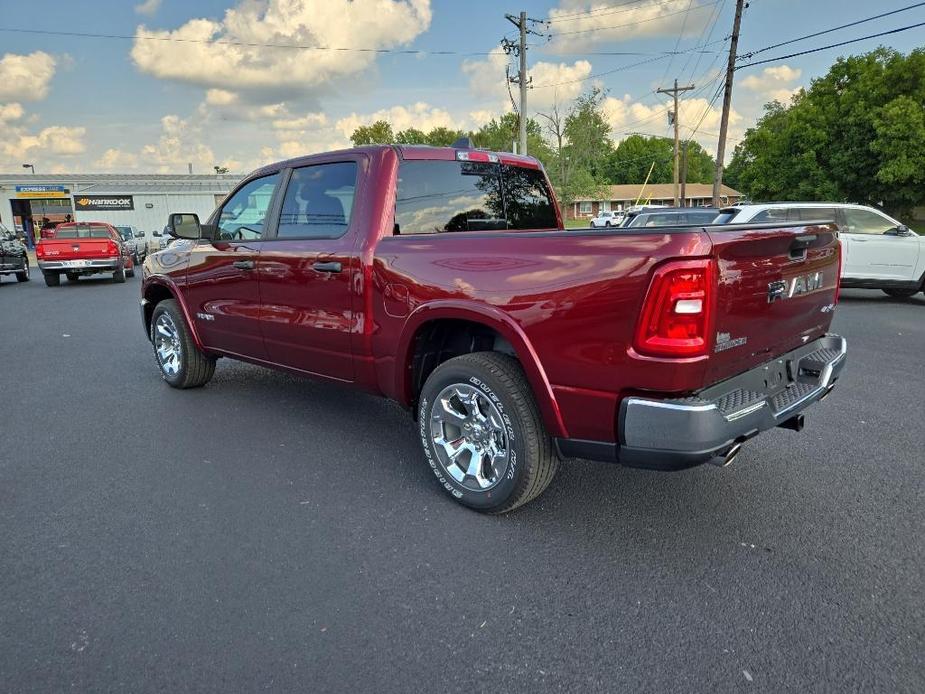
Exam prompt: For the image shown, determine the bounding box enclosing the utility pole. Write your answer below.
[680,142,688,207]
[657,78,694,207]
[504,11,539,156]
[712,0,746,208]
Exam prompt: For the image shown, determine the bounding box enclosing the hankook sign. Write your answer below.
[74,195,134,211]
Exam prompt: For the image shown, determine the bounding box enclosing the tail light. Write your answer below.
[35,244,45,259]
[634,259,715,358]
[106,240,119,256]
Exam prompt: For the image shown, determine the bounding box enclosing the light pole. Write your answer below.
[22,163,35,174]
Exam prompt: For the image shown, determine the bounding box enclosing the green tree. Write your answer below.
[563,87,613,179]
[395,127,427,144]
[350,120,394,145]
[424,126,466,146]
[726,48,925,217]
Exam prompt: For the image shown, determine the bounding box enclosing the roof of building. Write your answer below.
[574,183,742,202]
[0,173,243,194]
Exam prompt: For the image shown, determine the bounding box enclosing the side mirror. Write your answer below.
[167,213,202,240]
[883,225,910,236]
[153,230,162,237]
[135,231,146,238]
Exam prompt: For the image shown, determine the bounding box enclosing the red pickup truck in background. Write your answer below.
[140,143,846,513]
[37,222,135,286]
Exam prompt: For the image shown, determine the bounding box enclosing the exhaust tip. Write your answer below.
[711,443,742,467]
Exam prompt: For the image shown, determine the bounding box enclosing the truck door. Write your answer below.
[184,172,281,359]
[256,159,361,381]
[841,207,920,281]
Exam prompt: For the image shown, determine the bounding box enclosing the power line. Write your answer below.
[738,2,925,61]
[545,0,688,24]
[531,38,727,88]
[736,21,925,70]
[543,0,655,22]
[547,0,721,38]
[0,26,499,56]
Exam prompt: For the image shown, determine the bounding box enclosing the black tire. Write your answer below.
[15,259,29,282]
[66,272,80,282]
[43,271,60,287]
[113,266,126,283]
[589,221,596,228]
[418,352,558,513]
[882,287,919,299]
[605,221,612,227]
[150,299,215,388]
[126,265,136,278]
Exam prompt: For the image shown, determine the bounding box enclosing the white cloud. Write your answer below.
[603,93,742,155]
[0,52,57,102]
[740,65,803,103]
[545,0,717,48]
[272,113,328,131]
[131,0,432,99]
[204,88,238,106]
[335,102,462,138]
[95,148,140,171]
[0,102,24,122]
[0,120,86,167]
[462,47,593,113]
[139,114,216,173]
[134,0,161,16]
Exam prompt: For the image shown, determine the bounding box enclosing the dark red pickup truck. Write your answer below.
[140,143,846,512]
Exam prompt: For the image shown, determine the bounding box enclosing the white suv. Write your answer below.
[589,210,623,228]
[715,203,924,299]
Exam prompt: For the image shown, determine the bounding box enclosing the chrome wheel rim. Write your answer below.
[429,383,509,491]
[153,313,182,377]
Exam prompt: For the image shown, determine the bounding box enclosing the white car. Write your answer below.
[714,202,924,299]
[589,210,624,228]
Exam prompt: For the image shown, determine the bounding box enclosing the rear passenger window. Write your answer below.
[502,164,557,230]
[793,207,838,223]
[277,162,357,239]
[394,160,557,234]
[751,208,791,223]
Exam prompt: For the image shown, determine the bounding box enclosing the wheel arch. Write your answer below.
[394,302,567,438]
[142,278,204,349]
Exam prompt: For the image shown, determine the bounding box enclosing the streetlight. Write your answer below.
[22,163,35,174]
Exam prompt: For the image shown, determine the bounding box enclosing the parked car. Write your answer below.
[588,210,623,227]
[0,223,30,283]
[625,208,719,228]
[140,143,846,513]
[154,227,174,250]
[714,203,924,299]
[115,225,147,265]
[36,222,135,286]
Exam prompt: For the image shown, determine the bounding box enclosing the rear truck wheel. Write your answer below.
[112,265,126,283]
[43,271,60,287]
[66,272,80,282]
[418,352,558,513]
[605,221,612,227]
[882,287,919,299]
[589,221,596,228]
[126,265,136,278]
[15,259,29,282]
[150,299,215,389]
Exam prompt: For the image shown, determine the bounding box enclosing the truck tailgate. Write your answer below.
[39,238,115,260]
[704,223,840,384]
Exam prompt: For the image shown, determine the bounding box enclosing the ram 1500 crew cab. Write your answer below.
[140,143,847,513]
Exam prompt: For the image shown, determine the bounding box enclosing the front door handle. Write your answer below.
[313,261,342,273]
[233,259,256,270]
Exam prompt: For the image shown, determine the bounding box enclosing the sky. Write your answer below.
[0,0,922,174]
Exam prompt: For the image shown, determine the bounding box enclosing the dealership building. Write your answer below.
[0,173,242,240]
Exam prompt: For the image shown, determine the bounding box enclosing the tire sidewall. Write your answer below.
[418,360,526,510]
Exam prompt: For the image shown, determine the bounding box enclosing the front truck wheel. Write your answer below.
[418,352,558,513]
[149,299,215,388]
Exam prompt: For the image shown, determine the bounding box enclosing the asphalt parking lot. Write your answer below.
[0,274,922,693]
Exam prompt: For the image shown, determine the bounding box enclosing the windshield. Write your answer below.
[116,227,133,240]
[54,225,112,239]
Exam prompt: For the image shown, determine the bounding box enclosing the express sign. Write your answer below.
[74,195,134,211]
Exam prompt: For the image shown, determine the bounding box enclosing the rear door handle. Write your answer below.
[313,261,342,273]
[232,259,255,270]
